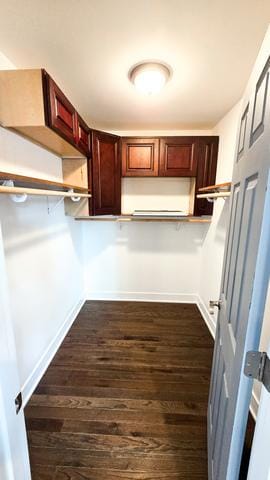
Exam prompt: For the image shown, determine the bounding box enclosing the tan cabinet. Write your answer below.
[0,68,91,158]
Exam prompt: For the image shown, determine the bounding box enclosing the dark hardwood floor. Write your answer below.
[24,301,214,479]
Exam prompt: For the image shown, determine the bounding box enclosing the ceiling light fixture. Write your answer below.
[129,62,171,95]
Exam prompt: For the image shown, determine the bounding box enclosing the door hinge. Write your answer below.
[244,351,270,392]
[15,392,22,414]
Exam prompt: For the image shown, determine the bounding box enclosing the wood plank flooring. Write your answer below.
[25,301,214,480]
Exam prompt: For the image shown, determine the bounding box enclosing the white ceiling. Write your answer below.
[0,0,270,131]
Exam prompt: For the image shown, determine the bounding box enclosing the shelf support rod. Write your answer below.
[0,185,91,199]
[196,192,231,200]
[1,180,27,203]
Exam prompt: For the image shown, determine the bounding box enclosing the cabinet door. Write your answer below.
[76,113,91,156]
[193,137,219,216]
[44,73,77,145]
[122,138,159,176]
[92,130,121,215]
[159,137,198,176]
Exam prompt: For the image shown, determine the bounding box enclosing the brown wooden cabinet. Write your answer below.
[0,69,92,158]
[44,72,78,146]
[92,130,121,215]
[44,71,91,157]
[120,135,218,216]
[121,136,206,178]
[121,137,159,176]
[76,113,91,157]
[159,137,198,177]
[193,137,219,216]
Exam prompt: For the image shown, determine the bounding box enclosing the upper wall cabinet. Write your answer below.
[92,130,121,215]
[193,137,219,216]
[121,137,159,176]
[45,73,77,145]
[0,69,91,158]
[121,136,205,178]
[76,114,91,157]
[120,135,219,216]
[159,137,198,177]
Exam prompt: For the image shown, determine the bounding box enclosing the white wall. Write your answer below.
[121,177,191,215]
[198,102,242,332]
[0,53,85,402]
[83,220,207,301]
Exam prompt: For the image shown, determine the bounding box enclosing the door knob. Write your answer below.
[209,300,222,314]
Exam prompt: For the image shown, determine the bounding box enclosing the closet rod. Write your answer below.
[0,185,91,198]
[196,192,231,199]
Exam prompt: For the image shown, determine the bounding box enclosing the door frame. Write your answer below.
[0,223,31,480]
[247,329,270,479]
[246,171,270,479]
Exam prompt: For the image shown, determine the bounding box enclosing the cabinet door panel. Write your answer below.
[193,137,219,216]
[159,137,198,176]
[45,74,77,145]
[76,113,91,156]
[122,138,159,176]
[92,131,121,215]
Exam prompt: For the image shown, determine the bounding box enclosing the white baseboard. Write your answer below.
[21,297,85,407]
[196,295,216,339]
[86,290,198,304]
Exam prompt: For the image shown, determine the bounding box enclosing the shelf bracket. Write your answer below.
[46,195,64,214]
[47,189,81,214]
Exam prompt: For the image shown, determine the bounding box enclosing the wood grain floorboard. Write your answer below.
[34,384,209,402]
[54,469,207,480]
[39,366,211,383]
[25,301,213,479]
[30,465,56,480]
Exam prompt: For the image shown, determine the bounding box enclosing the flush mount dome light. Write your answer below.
[129,62,171,95]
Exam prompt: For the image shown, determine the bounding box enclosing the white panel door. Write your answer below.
[208,56,270,479]
[0,224,31,480]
